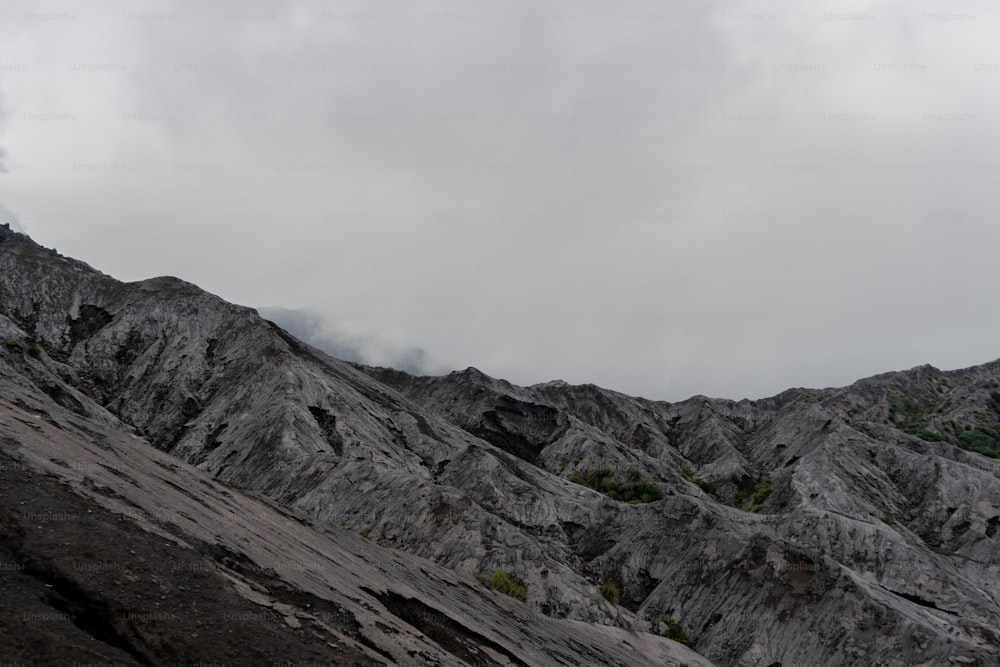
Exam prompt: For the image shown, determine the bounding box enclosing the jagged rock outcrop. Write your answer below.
[366,367,1000,666]
[1,222,998,666]
[0,363,707,665]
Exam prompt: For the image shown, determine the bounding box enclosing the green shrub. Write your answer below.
[695,474,773,512]
[600,581,620,605]
[488,571,526,601]
[660,615,696,648]
[5,339,21,351]
[26,342,42,358]
[569,467,663,503]
[989,391,1000,415]
[887,388,936,437]
[749,476,773,510]
[957,427,1000,458]
[695,478,721,499]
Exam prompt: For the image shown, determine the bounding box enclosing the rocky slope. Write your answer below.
[0,357,707,666]
[1,222,998,666]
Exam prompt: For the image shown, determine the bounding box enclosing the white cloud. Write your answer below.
[1,0,998,400]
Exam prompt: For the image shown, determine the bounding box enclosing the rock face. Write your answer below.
[1,222,998,666]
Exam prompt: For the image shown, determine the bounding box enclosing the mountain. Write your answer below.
[1,222,998,666]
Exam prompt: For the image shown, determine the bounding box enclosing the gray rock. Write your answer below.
[2,226,998,666]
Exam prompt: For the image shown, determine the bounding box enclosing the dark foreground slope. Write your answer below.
[1,222,998,666]
[0,385,704,666]
[0,224,706,666]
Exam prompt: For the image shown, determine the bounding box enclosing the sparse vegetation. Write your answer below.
[887,388,941,441]
[488,571,527,601]
[884,387,1000,458]
[600,581,620,605]
[660,615,695,648]
[947,392,1000,458]
[692,474,773,512]
[5,339,21,351]
[746,476,773,512]
[26,342,42,358]
[695,477,721,499]
[957,426,1000,459]
[877,513,894,524]
[568,467,663,503]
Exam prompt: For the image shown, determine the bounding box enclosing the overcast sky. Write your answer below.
[1,0,999,401]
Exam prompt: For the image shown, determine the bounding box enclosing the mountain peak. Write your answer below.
[1,232,999,666]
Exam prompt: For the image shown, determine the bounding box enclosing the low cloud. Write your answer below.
[258,306,444,376]
[5,1,1000,401]
[0,94,19,231]
[0,203,22,232]
[0,89,6,173]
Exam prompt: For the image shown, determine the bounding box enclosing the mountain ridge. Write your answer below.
[2,222,998,666]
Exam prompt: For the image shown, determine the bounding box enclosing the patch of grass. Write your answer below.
[5,339,21,351]
[913,429,946,442]
[660,615,696,648]
[989,391,1000,415]
[695,478,721,499]
[746,476,773,512]
[680,469,694,482]
[957,426,1000,459]
[26,342,42,358]
[600,581,620,605]
[803,393,820,404]
[488,571,526,602]
[694,474,772,512]
[887,388,942,440]
[569,467,663,504]
[877,513,894,524]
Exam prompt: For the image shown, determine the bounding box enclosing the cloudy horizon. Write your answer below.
[1,0,999,401]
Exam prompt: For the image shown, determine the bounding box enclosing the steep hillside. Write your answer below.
[365,365,1000,666]
[1,222,998,666]
[0,350,704,665]
[0,222,704,665]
